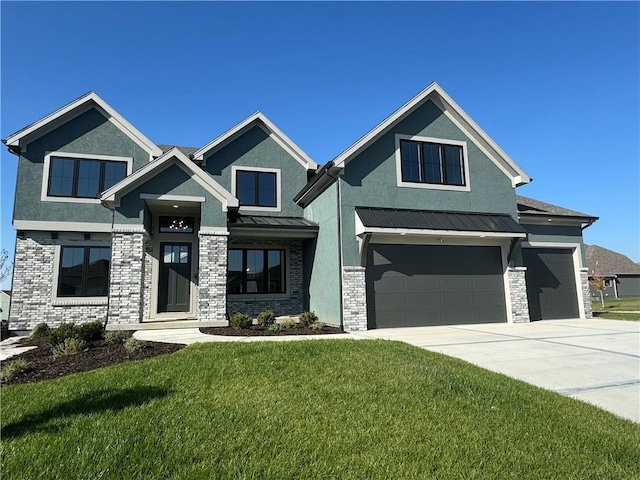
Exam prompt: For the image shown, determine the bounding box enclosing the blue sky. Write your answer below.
[1,1,639,288]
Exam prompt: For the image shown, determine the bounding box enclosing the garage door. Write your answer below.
[367,244,507,328]
[523,248,579,321]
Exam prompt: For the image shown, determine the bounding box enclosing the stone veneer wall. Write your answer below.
[226,238,304,318]
[198,231,229,322]
[107,231,146,326]
[9,234,109,330]
[342,266,367,331]
[507,267,530,323]
[141,237,153,321]
[580,268,593,319]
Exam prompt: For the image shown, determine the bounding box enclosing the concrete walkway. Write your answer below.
[356,318,640,423]
[0,336,36,361]
[134,328,355,344]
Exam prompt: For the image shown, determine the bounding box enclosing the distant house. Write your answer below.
[585,245,640,298]
[0,290,10,322]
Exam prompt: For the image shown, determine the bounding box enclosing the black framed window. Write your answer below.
[236,170,277,207]
[399,140,465,186]
[227,249,285,294]
[48,157,127,198]
[159,216,194,234]
[58,246,111,297]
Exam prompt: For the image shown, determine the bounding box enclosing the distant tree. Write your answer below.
[589,273,606,309]
[0,249,12,283]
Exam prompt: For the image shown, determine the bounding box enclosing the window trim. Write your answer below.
[41,151,133,204]
[230,166,281,212]
[395,135,470,192]
[51,240,111,306]
[227,247,288,297]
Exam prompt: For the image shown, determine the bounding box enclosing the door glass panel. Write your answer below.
[163,245,172,263]
[179,245,189,264]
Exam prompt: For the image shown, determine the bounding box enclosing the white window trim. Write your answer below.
[394,134,471,192]
[51,240,111,306]
[227,244,290,299]
[230,165,281,213]
[41,151,133,204]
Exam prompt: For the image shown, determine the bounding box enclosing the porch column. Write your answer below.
[508,267,530,323]
[342,266,367,331]
[198,229,229,323]
[107,228,147,326]
[580,268,593,318]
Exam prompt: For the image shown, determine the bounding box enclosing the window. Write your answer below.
[235,170,277,208]
[159,216,194,234]
[228,249,285,294]
[47,157,127,198]
[399,139,466,186]
[58,246,111,297]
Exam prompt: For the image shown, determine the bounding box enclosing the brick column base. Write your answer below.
[342,266,367,331]
[107,230,146,326]
[580,268,593,319]
[508,267,530,323]
[198,230,228,323]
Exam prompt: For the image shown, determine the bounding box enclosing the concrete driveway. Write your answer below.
[356,318,640,423]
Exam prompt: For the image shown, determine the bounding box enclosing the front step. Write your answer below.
[106,320,228,331]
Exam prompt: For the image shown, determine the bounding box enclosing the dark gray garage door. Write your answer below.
[523,248,579,321]
[367,244,507,328]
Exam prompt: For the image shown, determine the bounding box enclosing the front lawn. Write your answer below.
[2,340,639,479]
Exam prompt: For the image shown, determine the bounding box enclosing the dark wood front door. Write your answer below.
[158,243,192,313]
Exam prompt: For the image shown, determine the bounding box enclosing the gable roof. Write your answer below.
[192,111,317,170]
[517,195,597,219]
[158,144,199,158]
[331,82,530,187]
[100,147,238,211]
[585,244,640,276]
[3,92,163,157]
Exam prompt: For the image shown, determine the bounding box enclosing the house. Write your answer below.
[3,83,597,331]
[585,244,640,298]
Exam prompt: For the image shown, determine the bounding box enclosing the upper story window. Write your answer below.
[395,135,470,192]
[231,166,281,211]
[42,152,132,203]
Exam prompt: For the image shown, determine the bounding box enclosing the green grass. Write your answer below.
[2,340,639,479]
[592,297,640,320]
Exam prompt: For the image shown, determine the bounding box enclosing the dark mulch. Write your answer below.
[199,325,344,336]
[4,335,183,386]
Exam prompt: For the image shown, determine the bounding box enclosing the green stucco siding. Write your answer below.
[339,100,518,266]
[14,108,150,225]
[522,223,586,264]
[115,162,226,227]
[202,125,307,217]
[303,183,341,326]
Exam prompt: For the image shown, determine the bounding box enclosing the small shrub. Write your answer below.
[52,337,86,359]
[105,330,129,345]
[50,322,81,346]
[230,313,252,329]
[280,318,298,329]
[310,321,325,331]
[299,311,318,327]
[256,310,276,327]
[30,322,51,338]
[124,336,146,353]
[78,321,105,342]
[0,359,29,383]
[268,322,286,332]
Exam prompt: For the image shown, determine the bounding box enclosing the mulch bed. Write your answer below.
[3,335,184,386]
[199,325,344,336]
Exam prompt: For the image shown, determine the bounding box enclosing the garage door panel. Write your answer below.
[368,244,507,328]
[523,248,579,321]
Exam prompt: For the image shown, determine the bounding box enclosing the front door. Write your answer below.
[158,243,192,313]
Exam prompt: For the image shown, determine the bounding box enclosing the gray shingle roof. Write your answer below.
[516,195,597,219]
[157,144,199,158]
[356,207,526,234]
[229,215,318,230]
[585,245,640,276]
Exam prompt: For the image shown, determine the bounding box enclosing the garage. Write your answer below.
[522,248,579,320]
[366,244,507,328]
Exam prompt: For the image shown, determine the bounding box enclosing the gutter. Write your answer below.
[293,161,336,205]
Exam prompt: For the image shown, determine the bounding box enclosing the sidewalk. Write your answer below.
[1,336,36,361]
[134,328,356,344]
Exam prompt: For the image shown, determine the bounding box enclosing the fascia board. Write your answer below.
[4,92,162,157]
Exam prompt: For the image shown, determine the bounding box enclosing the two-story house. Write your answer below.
[3,83,596,332]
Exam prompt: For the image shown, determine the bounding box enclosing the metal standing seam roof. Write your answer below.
[356,207,526,234]
[228,215,319,229]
